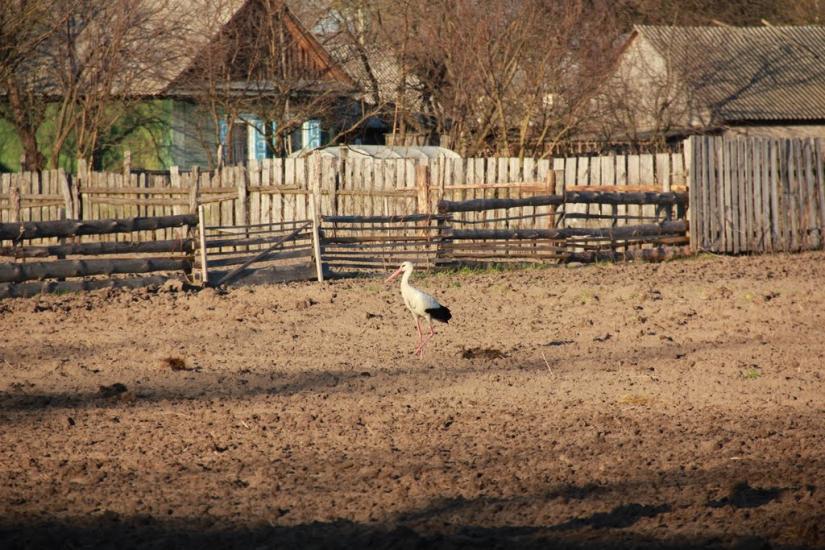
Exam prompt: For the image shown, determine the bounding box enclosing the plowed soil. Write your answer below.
[2,252,825,549]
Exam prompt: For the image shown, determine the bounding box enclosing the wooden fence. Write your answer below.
[688,136,825,253]
[0,152,686,241]
[0,215,196,298]
[0,184,691,297]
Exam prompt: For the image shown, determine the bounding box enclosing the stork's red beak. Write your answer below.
[386,266,403,283]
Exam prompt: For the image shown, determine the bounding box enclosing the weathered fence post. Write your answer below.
[237,165,249,227]
[58,169,75,220]
[9,183,21,224]
[197,204,209,287]
[310,160,325,282]
[416,164,431,214]
[685,136,698,252]
[122,150,131,180]
[335,147,347,217]
[76,158,88,221]
[188,166,200,215]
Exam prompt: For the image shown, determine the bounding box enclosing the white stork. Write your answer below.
[386,261,452,356]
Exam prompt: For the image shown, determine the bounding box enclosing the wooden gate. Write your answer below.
[194,207,322,287]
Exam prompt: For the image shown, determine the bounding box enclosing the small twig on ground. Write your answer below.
[541,352,552,373]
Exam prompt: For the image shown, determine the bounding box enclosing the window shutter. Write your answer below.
[249,116,267,161]
[305,119,322,149]
[218,119,229,163]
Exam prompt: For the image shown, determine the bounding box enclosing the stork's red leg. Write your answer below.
[417,320,437,354]
[414,316,424,355]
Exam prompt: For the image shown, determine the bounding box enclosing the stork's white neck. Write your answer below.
[401,268,412,286]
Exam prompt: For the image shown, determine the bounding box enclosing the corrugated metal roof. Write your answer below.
[636,25,825,122]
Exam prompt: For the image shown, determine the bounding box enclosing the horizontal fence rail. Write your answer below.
[0,214,196,242]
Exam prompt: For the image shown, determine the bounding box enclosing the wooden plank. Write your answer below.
[704,140,716,250]
[273,158,284,224]
[770,140,783,251]
[522,157,536,229]
[249,160,261,231]
[787,140,800,251]
[752,138,764,252]
[311,171,324,282]
[626,154,641,223]
[374,158,386,219]
[741,138,752,252]
[803,139,818,248]
[760,139,772,252]
[720,139,730,252]
[284,158,296,227]
[260,159,272,228]
[816,139,825,246]
[0,173,8,225]
[731,139,741,253]
[509,157,521,230]
[699,137,709,250]
[688,137,700,250]
[639,154,655,231]
[29,172,41,244]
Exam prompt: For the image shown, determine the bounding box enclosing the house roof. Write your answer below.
[635,25,825,122]
[3,0,357,98]
[162,0,357,95]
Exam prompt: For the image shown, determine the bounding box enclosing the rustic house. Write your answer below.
[162,0,363,167]
[594,25,825,145]
[0,0,364,171]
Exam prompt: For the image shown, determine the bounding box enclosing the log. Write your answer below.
[203,233,312,250]
[439,194,562,213]
[447,220,688,240]
[87,196,191,207]
[0,275,177,299]
[0,238,194,258]
[322,235,441,244]
[196,247,313,268]
[0,214,197,242]
[0,257,192,283]
[322,213,449,223]
[438,191,689,213]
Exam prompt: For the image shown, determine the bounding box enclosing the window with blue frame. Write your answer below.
[304,119,322,149]
[220,116,323,160]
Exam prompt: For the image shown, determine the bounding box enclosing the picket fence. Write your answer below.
[0,152,686,246]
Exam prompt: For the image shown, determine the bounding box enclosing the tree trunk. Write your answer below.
[5,78,45,171]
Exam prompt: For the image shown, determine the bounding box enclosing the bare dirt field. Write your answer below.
[2,252,825,549]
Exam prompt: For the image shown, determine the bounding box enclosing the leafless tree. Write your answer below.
[0,0,66,170]
[349,0,620,157]
[2,0,182,170]
[42,0,180,168]
[174,0,360,167]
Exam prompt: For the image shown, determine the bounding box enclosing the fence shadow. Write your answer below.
[1,506,802,550]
